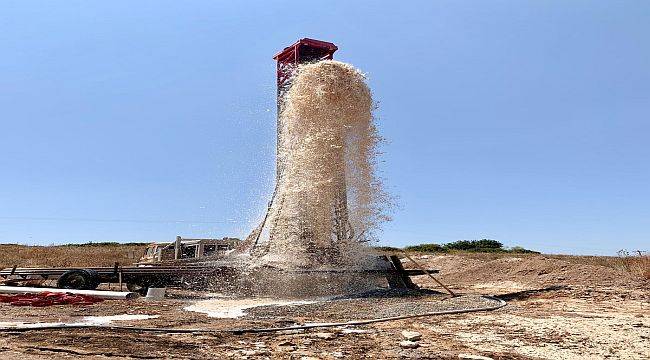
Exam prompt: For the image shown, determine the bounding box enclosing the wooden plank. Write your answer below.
[381,256,408,289]
[389,255,419,290]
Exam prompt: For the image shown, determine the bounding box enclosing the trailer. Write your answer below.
[1,257,438,296]
[0,263,238,295]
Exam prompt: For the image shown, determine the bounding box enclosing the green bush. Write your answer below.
[397,239,538,254]
[404,243,447,253]
[509,246,540,254]
[373,246,402,252]
[443,239,503,251]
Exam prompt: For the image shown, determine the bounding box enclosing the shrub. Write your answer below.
[510,246,540,254]
[618,250,650,280]
[402,240,538,254]
[373,246,402,252]
[443,239,503,251]
[404,243,446,253]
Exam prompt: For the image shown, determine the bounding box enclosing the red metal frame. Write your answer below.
[273,38,338,90]
[272,38,338,180]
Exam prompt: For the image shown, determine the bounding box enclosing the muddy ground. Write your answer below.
[0,254,648,359]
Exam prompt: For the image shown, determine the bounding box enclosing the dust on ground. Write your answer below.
[0,254,648,359]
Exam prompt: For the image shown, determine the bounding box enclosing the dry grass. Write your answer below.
[405,250,650,281]
[0,244,147,269]
[615,251,650,280]
[543,252,649,280]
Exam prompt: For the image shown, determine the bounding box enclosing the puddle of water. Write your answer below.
[185,298,316,318]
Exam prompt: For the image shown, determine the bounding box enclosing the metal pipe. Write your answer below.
[174,236,182,260]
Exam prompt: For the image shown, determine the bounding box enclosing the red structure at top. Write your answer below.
[272,38,338,180]
[273,38,338,92]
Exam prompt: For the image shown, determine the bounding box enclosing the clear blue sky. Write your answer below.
[1,1,648,255]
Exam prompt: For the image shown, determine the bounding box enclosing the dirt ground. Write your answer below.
[0,254,648,360]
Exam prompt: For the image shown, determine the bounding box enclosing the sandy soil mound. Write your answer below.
[409,255,486,275]
[436,256,646,288]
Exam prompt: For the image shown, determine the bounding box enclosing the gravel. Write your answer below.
[243,292,501,323]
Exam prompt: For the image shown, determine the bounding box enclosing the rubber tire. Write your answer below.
[56,269,99,290]
[85,269,101,290]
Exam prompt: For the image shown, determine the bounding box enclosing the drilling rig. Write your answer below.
[1,39,436,296]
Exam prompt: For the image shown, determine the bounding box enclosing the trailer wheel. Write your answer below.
[57,269,99,290]
[85,269,101,289]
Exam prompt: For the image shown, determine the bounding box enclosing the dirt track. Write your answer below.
[0,254,648,359]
